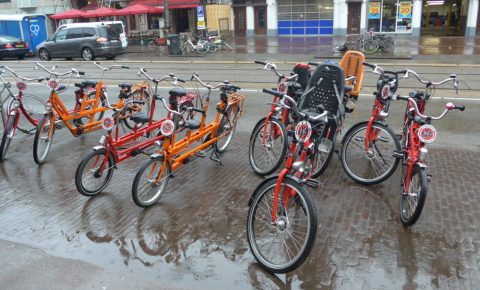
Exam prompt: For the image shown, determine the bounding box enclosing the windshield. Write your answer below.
[0,35,20,42]
[98,27,118,40]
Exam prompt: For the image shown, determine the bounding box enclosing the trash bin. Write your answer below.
[167,34,181,55]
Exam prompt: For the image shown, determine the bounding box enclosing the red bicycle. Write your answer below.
[249,60,310,176]
[0,65,47,161]
[75,69,197,196]
[247,88,324,273]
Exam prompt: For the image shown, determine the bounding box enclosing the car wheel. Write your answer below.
[38,48,51,61]
[17,54,25,60]
[81,47,95,61]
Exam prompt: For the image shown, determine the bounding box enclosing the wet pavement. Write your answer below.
[1,78,480,289]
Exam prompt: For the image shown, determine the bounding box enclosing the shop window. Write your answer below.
[368,0,413,33]
[278,0,334,35]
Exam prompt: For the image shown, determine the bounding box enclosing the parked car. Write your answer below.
[0,35,29,59]
[57,21,128,49]
[36,25,122,61]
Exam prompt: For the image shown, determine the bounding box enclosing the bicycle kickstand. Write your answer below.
[209,147,222,165]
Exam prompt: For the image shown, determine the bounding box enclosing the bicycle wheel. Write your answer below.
[132,157,171,207]
[363,39,379,53]
[0,114,18,161]
[33,114,56,165]
[122,90,151,130]
[249,117,288,176]
[147,41,155,51]
[400,164,428,227]
[380,37,395,52]
[16,94,46,134]
[214,105,239,153]
[310,126,335,178]
[246,176,317,273]
[341,122,401,185]
[75,148,115,196]
[84,91,107,122]
[208,43,218,53]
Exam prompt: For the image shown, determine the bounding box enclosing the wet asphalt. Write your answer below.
[0,60,480,289]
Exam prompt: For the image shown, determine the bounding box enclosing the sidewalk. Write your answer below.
[123,35,480,64]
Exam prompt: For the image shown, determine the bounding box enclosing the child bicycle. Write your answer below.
[32,62,132,164]
[247,88,326,273]
[75,69,197,196]
[0,66,47,161]
[131,73,244,207]
[340,63,458,185]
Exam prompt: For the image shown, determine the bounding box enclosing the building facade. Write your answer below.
[230,0,480,37]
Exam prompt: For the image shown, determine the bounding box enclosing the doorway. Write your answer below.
[347,3,362,34]
[254,6,267,35]
[234,7,247,36]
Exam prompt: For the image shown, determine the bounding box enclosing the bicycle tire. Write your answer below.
[363,39,379,54]
[132,157,171,207]
[249,117,288,176]
[16,94,46,135]
[121,90,151,130]
[0,114,18,161]
[147,41,155,51]
[75,148,115,196]
[400,164,428,227]
[341,121,401,185]
[246,176,317,273]
[214,104,238,153]
[33,114,55,165]
[310,125,335,178]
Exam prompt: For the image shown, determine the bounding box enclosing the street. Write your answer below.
[1,59,480,289]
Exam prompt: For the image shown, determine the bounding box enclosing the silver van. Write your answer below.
[36,25,122,61]
[57,21,128,49]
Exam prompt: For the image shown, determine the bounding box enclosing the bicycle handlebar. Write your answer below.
[262,88,328,122]
[403,69,458,91]
[35,62,84,78]
[0,65,48,82]
[254,60,298,81]
[93,61,129,71]
[138,68,182,84]
[395,95,465,120]
[191,73,239,91]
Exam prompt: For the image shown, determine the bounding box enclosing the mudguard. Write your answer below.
[247,174,304,207]
[341,120,389,144]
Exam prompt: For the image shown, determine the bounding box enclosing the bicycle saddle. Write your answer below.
[183,119,201,130]
[344,85,353,93]
[169,87,186,97]
[130,113,149,124]
[118,83,132,89]
[74,81,97,89]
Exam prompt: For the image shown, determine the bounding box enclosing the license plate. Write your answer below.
[16,44,24,48]
[111,40,118,43]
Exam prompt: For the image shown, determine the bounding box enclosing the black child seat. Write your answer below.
[298,62,345,122]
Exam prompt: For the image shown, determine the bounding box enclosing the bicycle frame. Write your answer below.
[152,91,244,184]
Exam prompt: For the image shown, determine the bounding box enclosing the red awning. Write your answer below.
[50,9,85,20]
[82,7,119,18]
[113,4,164,16]
[130,0,199,9]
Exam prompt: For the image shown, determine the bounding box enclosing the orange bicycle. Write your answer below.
[32,62,131,164]
[131,73,244,207]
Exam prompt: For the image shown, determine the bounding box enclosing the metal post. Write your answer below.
[164,0,169,30]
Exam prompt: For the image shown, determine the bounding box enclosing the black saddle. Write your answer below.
[131,113,149,124]
[118,83,132,89]
[183,119,200,130]
[169,87,186,97]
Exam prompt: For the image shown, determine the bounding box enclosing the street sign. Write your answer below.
[197,6,205,22]
[197,21,206,30]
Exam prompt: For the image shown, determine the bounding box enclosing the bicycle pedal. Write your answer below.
[393,150,403,158]
[196,150,206,158]
[210,155,222,165]
[305,179,319,188]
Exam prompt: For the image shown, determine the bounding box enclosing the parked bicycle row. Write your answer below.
[246,52,464,274]
[0,55,465,275]
[0,62,244,207]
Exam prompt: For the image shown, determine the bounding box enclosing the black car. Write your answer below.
[36,25,122,61]
[0,35,29,60]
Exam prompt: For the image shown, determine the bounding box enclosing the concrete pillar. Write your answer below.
[266,0,277,36]
[246,5,254,37]
[334,0,348,35]
[360,0,368,31]
[466,0,479,36]
[230,8,235,33]
[411,0,423,36]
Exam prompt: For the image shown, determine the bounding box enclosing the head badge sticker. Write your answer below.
[418,124,437,144]
[160,119,175,136]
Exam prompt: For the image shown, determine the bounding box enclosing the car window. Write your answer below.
[98,27,117,40]
[83,27,96,38]
[66,28,84,40]
[110,23,123,35]
[0,35,20,42]
[55,29,67,41]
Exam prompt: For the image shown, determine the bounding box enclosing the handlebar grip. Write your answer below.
[363,62,375,69]
[143,69,148,72]
[132,101,145,105]
[397,70,407,74]
[396,95,410,101]
[78,71,85,76]
[121,66,130,69]
[262,88,283,98]
[190,107,205,114]
[232,85,241,91]
[308,62,319,66]
[177,78,186,83]
[254,60,267,65]
[455,104,465,111]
